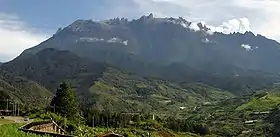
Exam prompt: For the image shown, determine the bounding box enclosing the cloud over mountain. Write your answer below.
[1,0,279,62]
[93,0,280,41]
[0,13,50,62]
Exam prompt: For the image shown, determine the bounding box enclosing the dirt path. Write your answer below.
[2,116,33,123]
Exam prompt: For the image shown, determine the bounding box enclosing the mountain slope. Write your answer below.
[237,87,280,111]
[0,70,52,107]
[21,14,280,74]
[1,48,234,114]
[162,63,278,95]
[184,88,280,136]
[11,15,280,95]
[86,68,234,114]
[4,47,274,95]
[1,48,107,92]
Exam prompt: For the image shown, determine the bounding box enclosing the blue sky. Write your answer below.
[1,0,280,62]
[0,0,145,31]
[1,0,102,31]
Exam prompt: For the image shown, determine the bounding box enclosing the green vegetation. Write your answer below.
[1,48,106,91]
[265,108,280,136]
[181,87,280,137]
[237,89,280,111]
[1,70,280,136]
[74,125,204,137]
[2,48,280,136]
[0,70,52,107]
[0,124,49,137]
[0,119,14,125]
[86,68,234,115]
[22,83,217,136]
[51,82,81,120]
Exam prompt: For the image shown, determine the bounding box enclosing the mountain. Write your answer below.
[2,14,280,137]
[86,68,234,114]
[2,14,280,109]
[3,48,275,95]
[185,87,280,136]
[1,48,107,92]
[21,14,280,75]
[1,48,234,114]
[9,14,279,95]
[0,70,52,107]
[236,86,280,111]
[161,63,278,95]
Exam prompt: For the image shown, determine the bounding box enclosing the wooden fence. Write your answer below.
[19,120,75,137]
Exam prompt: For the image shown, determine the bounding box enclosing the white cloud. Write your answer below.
[123,40,128,45]
[78,36,129,45]
[0,13,50,62]
[2,1,279,62]
[139,0,280,40]
[207,18,252,34]
[241,44,252,51]
[95,0,280,42]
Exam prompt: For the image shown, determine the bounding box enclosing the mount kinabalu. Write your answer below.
[3,14,280,94]
[1,48,236,113]
[20,14,280,74]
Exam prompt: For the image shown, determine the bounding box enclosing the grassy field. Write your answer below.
[0,123,209,137]
[0,119,14,125]
[0,123,49,137]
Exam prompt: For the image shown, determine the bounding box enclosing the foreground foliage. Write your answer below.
[20,84,280,137]
[0,119,14,125]
[74,125,205,137]
[0,124,49,137]
[51,82,81,120]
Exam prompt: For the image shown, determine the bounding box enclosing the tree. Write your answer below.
[51,82,80,120]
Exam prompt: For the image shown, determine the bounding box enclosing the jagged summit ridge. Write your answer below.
[64,13,257,37]
[65,14,211,34]
[20,13,280,75]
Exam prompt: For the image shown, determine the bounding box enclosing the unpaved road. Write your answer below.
[1,116,33,124]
